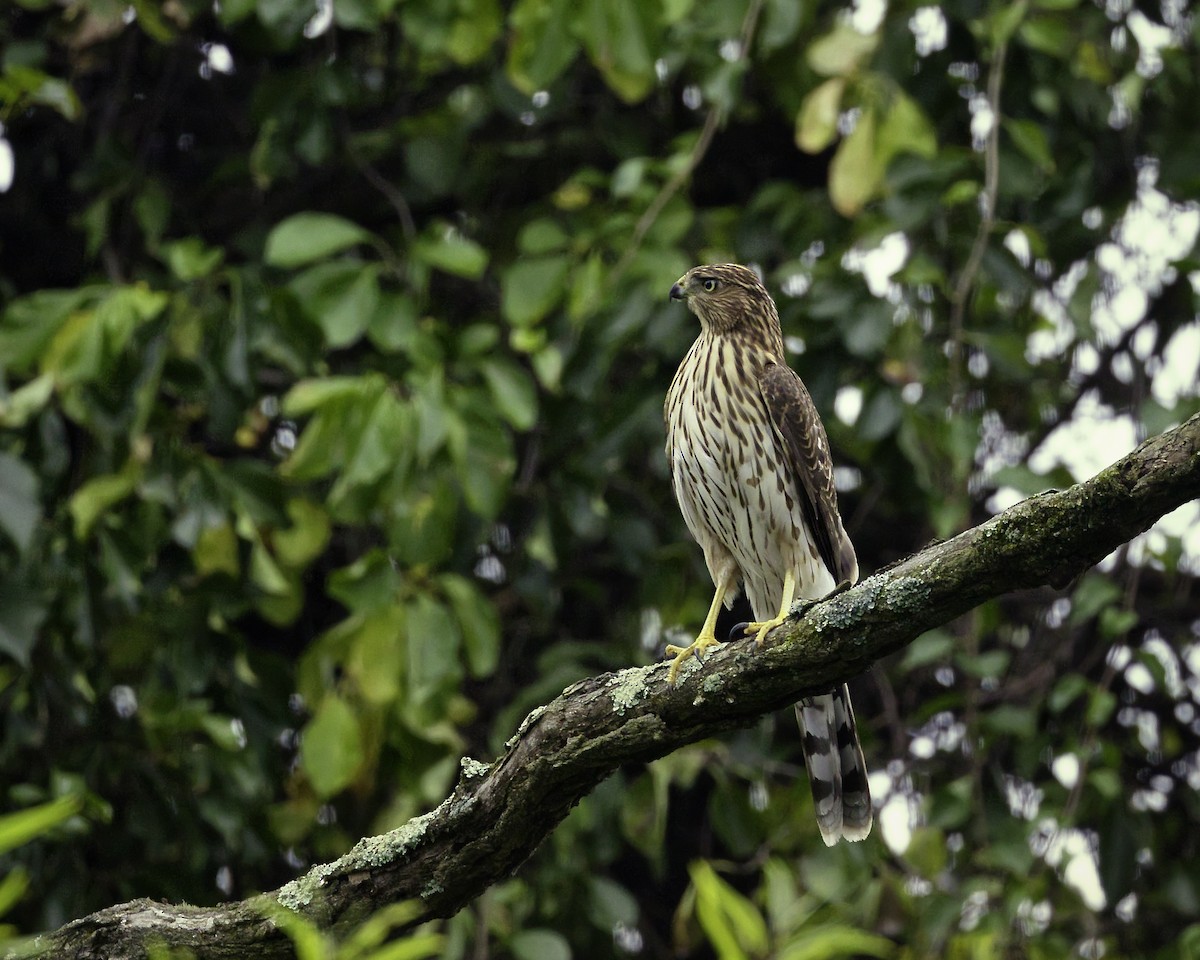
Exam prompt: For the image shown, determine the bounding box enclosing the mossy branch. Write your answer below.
[19,413,1200,960]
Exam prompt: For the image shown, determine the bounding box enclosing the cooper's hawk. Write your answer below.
[663,263,872,845]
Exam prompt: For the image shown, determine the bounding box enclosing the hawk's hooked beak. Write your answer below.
[669,279,687,301]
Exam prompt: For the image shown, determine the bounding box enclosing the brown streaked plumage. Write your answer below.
[664,263,871,846]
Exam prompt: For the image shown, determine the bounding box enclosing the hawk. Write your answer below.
[663,263,872,845]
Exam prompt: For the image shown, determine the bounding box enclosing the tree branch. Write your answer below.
[948,36,1007,411]
[609,0,766,288]
[20,413,1200,960]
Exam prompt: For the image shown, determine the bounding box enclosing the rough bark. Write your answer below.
[17,412,1200,960]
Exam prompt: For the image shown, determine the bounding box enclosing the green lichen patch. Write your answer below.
[700,672,724,695]
[274,785,484,913]
[420,878,444,899]
[349,809,439,869]
[606,668,649,714]
[276,861,338,910]
[885,575,931,608]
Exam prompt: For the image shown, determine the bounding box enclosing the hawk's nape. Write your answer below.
[663,263,872,845]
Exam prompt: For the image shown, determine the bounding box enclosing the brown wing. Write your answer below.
[760,361,858,585]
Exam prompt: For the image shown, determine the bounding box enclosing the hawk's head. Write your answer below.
[669,263,776,334]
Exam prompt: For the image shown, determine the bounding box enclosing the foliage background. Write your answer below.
[2,0,1199,956]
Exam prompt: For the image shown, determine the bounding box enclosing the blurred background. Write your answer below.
[1,0,1199,957]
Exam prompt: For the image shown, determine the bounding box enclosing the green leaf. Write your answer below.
[829,108,882,216]
[289,262,381,348]
[1048,673,1088,713]
[412,374,451,463]
[250,539,292,596]
[900,629,954,672]
[405,594,462,705]
[0,452,41,552]
[510,930,571,960]
[1099,606,1138,639]
[404,135,462,197]
[262,903,331,960]
[481,358,538,430]
[281,376,374,416]
[989,0,1029,47]
[281,376,407,491]
[982,704,1036,737]
[1088,767,1121,800]
[328,550,401,613]
[690,860,769,960]
[69,460,141,539]
[0,796,82,857]
[1018,14,1076,58]
[518,219,569,255]
[507,0,579,94]
[1086,688,1117,727]
[330,389,414,503]
[1069,574,1122,624]
[905,825,947,877]
[451,416,514,517]
[578,0,656,103]
[983,823,1038,875]
[41,286,167,388]
[5,65,82,120]
[300,696,364,798]
[877,90,937,163]
[761,0,803,51]
[0,866,29,919]
[193,523,240,578]
[501,256,570,327]
[0,579,47,666]
[806,23,879,76]
[0,288,94,373]
[857,387,901,441]
[264,213,371,268]
[414,231,489,279]
[780,925,896,960]
[446,0,502,65]
[339,903,443,960]
[367,291,420,354]
[440,574,500,678]
[796,78,845,154]
[348,607,405,706]
[163,237,225,280]
[0,373,55,427]
[273,499,332,568]
[200,714,247,752]
[586,876,639,930]
[1004,118,1055,173]
[387,485,457,567]
[955,649,1010,679]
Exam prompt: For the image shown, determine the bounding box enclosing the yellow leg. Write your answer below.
[744,569,796,647]
[665,581,728,683]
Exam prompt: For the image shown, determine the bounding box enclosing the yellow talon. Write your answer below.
[666,633,723,683]
[665,578,732,684]
[743,615,786,647]
[744,569,798,648]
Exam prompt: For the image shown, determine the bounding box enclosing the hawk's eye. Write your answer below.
[701,278,719,292]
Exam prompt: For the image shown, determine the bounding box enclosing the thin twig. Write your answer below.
[610,0,765,286]
[337,106,417,244]
[948,37,1008,411]
[350,147,417,243]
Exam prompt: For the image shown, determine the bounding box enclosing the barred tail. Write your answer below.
[795,685,872,846]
